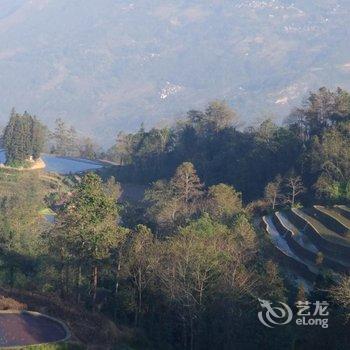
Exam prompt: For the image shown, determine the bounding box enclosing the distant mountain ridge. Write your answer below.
[0,0,349,144]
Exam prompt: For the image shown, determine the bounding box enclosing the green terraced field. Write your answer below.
[278,211,350,269]
[335,205,350,221]
[263,216,318,278]
[263,205,350,284]
[293,208,350,247]
[277,211,318,254]
[315,206,350,231]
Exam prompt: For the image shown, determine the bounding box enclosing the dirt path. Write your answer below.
[0,312,68,347]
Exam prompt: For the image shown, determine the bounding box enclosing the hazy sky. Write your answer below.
[0,0,349,144]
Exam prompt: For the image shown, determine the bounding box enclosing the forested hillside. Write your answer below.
[0,87,349,349]
[108,87,350,203]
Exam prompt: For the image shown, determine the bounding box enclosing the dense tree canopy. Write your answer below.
[3,110,46,165]
[109,88,350,205]
[0,87,349,349]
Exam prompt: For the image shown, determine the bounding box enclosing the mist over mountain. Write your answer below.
[0,0,349,144]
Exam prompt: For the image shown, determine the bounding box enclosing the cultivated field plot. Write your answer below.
[0,311,69,348]
[277,211,318,254]
[264,205,350,283]
[293,208,350,247]
[335,205,350,221]
[278,211,350,270]
[315,206,350,231]
[263,216,318,275]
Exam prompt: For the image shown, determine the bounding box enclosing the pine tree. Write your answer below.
[204,100,240,132]
[52,118,78,156]
[31,116,46,159]
[171,162,204,211]
[52,173,120,306]
[207,184,242,223]
[3,110,46,165]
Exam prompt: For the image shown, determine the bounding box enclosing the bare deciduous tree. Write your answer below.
[264,175,283,210]
[284,173,306,207]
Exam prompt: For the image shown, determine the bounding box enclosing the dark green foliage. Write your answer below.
[1,87,350,349]
[50,118,79,157]
[109,89,350,204]
[108,107,303,201]
[3,109,46,165]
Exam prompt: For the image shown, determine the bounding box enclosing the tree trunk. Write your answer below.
[9,265,15,289]
[292,187,296,207]
[77,265,82,303]
[115,253,122,295]
[65,265,69,296]
[134,288,138,326]
[137,268,142,325]
[190,315,194,350]
[92,265,98,308]
[182,315,187,350]
[60,257,65,299]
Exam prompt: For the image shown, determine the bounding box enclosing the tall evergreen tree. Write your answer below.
[3,110,46,165]
[51,118,78,157]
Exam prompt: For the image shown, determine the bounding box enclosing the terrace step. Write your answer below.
[335,205,350,221]
[293,208,350,250]
[313,206,350,237]
[263,215,317,280]
[287,209,350,264]
[275,212,350,273]
[315,206,350,231]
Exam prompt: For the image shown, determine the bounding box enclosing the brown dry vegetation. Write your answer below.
[0,294,26,310]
